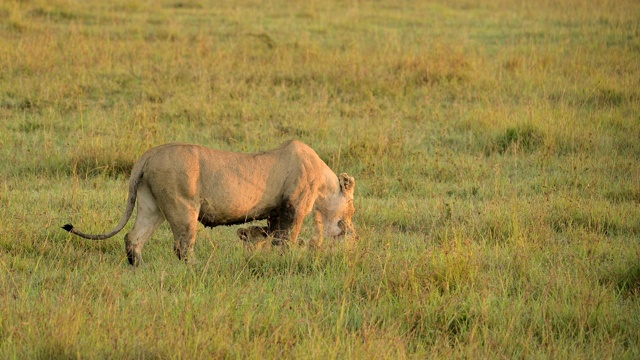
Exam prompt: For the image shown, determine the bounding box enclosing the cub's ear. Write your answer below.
[237,228,249,242]
[339,173,356,193]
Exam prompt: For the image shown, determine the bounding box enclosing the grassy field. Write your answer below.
[1,0,639,358]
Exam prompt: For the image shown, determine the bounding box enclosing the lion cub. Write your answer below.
[237,226,272,249]
[237,226,313,248]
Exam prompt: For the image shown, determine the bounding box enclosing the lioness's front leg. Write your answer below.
[310,209,324,248]
[267,201,296,244]
[266,213,304,245]
[288,195,317,245]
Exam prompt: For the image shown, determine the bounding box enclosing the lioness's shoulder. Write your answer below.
[280,139,309,151]
[278,139,320,158]
[144,142,202,155]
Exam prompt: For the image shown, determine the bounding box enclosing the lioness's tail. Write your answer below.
[62,159,146,240]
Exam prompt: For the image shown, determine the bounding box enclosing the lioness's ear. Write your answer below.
[339,173,355,194]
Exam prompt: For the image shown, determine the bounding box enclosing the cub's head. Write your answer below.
[237,226,269,243]
[321,173,357,240]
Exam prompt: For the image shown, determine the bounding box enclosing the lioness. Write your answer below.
[62,140,356,266]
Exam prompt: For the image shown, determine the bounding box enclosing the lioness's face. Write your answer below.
[332,198,356,239]
[324,173,357,240]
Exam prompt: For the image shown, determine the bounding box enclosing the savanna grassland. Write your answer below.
[1,0,639,358]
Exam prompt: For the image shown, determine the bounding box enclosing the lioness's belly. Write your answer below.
[194,164,282,226]
[197,198,278,228]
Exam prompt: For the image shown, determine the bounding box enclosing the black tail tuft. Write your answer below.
[62,224,74,232]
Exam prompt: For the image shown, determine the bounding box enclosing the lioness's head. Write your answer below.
[321,173,357,240]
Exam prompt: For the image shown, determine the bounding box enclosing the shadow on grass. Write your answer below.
[614,263,640,297]
[489,124,544,155]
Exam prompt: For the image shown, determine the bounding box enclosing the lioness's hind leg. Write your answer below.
[164,204,199,263]
[125,187,165,266]
[171,221,198,262]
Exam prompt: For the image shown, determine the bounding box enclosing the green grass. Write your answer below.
[1,0,639,358]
